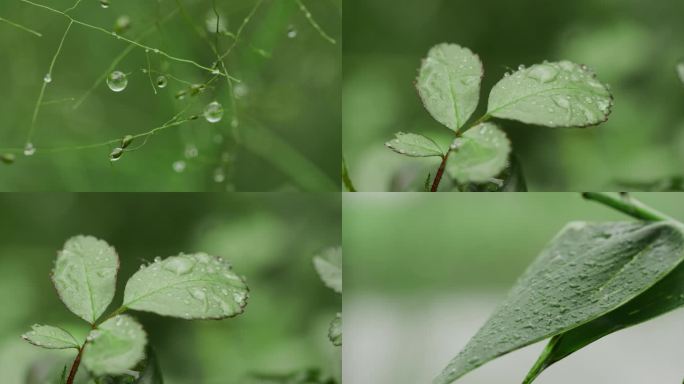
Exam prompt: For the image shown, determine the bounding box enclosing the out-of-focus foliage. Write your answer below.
[343,0,684,191]
[0,193,341,383]
[0,0,340,191]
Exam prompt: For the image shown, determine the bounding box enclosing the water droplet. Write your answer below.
[100,0,110,9]
[203,101,224,123]
[184,145,198,159]
[23,143,36,156]
[114,15,131,34]
[153,256,162,263]
[172,160,186,173]
[517,64,525,70]
[110,147,124,162]
[287,25,297,38]
[107,71,128,92]
[205,10,227,34]
[552,95,570,109]
[211,68,220,75]
[153,48,159,54]
[233,83,248,99]
[121,134,133,148]
[527,64,558,83]
[164,257,195,275]
[189,288,206,301]
[213,167,225,183]
[175,90,187,100]
[43,73,52,83]
[156,75,167,88]
[1,153,15,165]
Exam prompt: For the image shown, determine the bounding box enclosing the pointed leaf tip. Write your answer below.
[313,246,342,294]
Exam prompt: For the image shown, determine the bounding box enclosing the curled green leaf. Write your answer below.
[21,324,80,349]
[52,235,119,324]
[434,221,684,384]
[313,246,342,294]
[123,253,249,319]
[416,43,483,131]
[83,315,147,376]
[487,61,613,127]
[446,122,511,183]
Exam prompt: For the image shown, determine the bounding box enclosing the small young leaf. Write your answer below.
[123,253,248,319]
[416,43,483,131]
[385,132,444,158]
[445,123,511,183]
[52,235,119,324]
[21,324,80,349]
[487,61,613,127]
[313,246,342,294]
[525,258,684,383]
[82,315,147,376]
[328,313,341,347]
[434,221,684,384]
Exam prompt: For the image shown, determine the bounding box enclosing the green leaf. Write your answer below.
[82,315,147,376]
[21,324,80,349]
[445,123,511,183]
[122,253,249,319]
[313,247,342,294]
[416,43,483,131]
[328,313,341,347]
[434,221,684,384]
[525,257,684,383]
[52,235,119,324]
[487,61,613,127]
[385,132,444,158]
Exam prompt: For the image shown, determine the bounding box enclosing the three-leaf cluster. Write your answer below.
[22,235,249,379]
[386,43,613,190]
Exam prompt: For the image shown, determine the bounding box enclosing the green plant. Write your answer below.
[313,246,342,347]
[0,0,338,191]
[22,235,249,384]
[383,43,613,192]
[434,192,684,383]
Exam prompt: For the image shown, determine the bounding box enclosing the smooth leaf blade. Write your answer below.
[313,246,342,294]
[52,235,119,324]
[123,253,249,319]
[82,315,147,376]
[445,122,511,183]
[385,132,444,158]
[434,221,684,384]
[328,312,342,347]
[487,61,613,128]
[21,324,80,349]
[416,43,483,131]
[525,257,684,382]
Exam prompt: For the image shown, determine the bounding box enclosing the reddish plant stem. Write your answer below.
[67,344,85,384]
[430,150,451,192]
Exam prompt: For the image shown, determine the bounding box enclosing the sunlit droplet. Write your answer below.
[43,73,52,83]
[156,75,167,88]
[203,101,224,123]
[213,167,225,183]
[100,0,110,9]
[287,25,297,38]
[172,160,186,173]
[107,71,128,92]
[121,134,133,148]
[23,143,35,156]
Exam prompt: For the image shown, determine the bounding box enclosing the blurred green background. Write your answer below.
[0,193,341,383]
[344,193,684,383]
[343,0,684,191]
[0,0,340,191]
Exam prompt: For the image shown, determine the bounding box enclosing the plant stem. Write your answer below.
[430,151,451,192]
[66,343,85,384]
[581,192,679,223]
[342,157,356,192]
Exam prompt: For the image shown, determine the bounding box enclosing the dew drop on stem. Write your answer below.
[287,25,298,39]
[155,75,167,89]
[43,73,52,83]
[109,147,124,162]
[100,0,110,9]
[107,71,128,92]
[23,143,35,156]
[204,101,224,123]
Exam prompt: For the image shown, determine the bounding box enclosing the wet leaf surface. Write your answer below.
[123,253,248,319]
[435,221,684,384]
[83,315,147,376]
[487,61,612,128]
[386,132,444,158]
[22,324,80,349]
[52,235,119,324]
[416,43,483,131]
[446,123,511,183]
[313,247,342,294]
